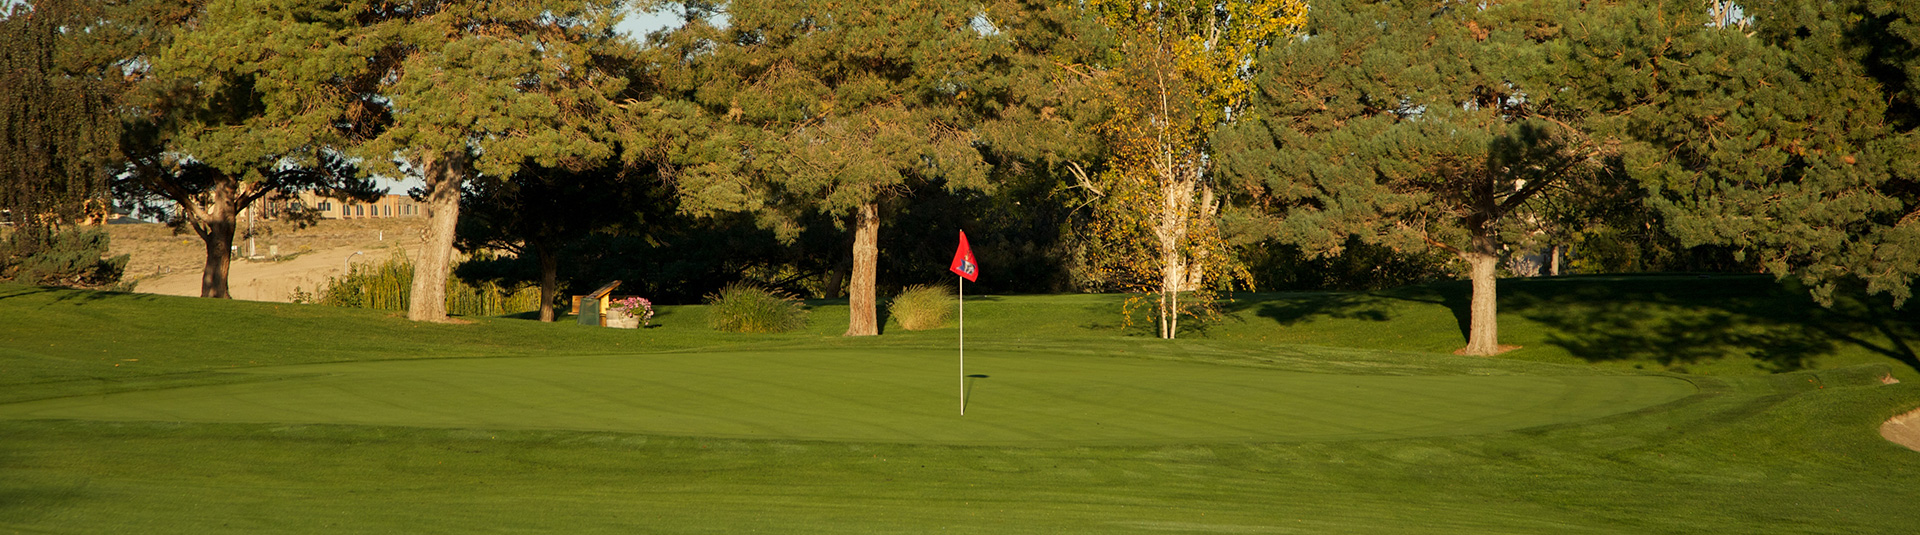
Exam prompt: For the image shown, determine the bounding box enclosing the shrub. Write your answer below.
[0,227,128,288]
[706,283,808,333]
[289,251,540,316]
[889,284,955,330]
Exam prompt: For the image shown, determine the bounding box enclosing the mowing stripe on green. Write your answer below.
[0,350,1694,445]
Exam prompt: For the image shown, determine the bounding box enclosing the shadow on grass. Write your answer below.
[963,374,988,412]
[0,284,160,305]
[1220,290,1405,326]
[1211,274,1919,375]
[1503,275,1920,374]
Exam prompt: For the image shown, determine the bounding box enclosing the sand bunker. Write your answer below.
[1881,407,1920,452]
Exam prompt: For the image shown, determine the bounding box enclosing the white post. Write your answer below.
[959,277,965,416]
[246,204,256,258]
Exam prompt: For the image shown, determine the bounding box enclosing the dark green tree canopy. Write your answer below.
[654,0,1001,231]
[1,0,120,234]
[1543,0,1920,305]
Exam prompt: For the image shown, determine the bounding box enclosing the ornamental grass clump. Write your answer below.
[290,251,539,316]
[889,284,954,330]
[705,283,808,333]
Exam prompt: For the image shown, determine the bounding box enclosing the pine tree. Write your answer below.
[1217,0,1613,355]
[189,0,638,320]
[90,0,380,299]
[647,0,1003,336]
[1550,0,1919,305]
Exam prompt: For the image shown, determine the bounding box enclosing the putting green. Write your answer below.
[0,350,1694,445]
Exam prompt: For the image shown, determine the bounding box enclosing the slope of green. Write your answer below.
[2,279,1918,533]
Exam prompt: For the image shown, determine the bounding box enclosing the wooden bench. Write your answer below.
[572,281,621,327]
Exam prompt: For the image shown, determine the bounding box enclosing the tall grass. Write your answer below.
[705,283,808,333]
[291,251,540,317]
[888,284,954,330]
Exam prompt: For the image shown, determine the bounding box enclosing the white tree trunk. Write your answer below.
[1152,171,1197,339]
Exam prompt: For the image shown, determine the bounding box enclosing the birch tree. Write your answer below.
[1074,0,1308,339]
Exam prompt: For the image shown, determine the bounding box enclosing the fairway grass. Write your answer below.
[0,350,1694,444]
[4,282,1920,533]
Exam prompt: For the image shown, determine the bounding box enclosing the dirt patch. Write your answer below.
[1882,408,1920,453]
[1453,345,1523,356]
[107,218,428,302]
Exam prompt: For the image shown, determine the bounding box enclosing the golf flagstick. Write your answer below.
[949,230,977,416]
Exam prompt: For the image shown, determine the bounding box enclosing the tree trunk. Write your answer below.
[1460,251,1501,355]
[536,242,559,323]
[1160,241,1184,339]
[844,202,880,337]
[1549,245,1561,276]
[822,259,850,299]
[408,152,463,322]
[1184,182,1217,292]
[197,213,236,299]
[193,180,241,299]
[1153,175,1197,339]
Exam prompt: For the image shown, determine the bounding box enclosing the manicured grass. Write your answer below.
[0,350,1694,444]
[1201,274,1920,380]
[2,279,1919,533]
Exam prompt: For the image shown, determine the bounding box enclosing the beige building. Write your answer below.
[252,192,425,220]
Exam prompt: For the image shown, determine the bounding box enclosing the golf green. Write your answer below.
[0,350,1694,445]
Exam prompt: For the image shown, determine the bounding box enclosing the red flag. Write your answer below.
[949,231,978,282]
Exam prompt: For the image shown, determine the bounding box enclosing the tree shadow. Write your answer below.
[1505,275,1920,374]
[1223,291,1402,326]
[0,284,161,304]
[1364,282,1472,341]
[0,286,55,301]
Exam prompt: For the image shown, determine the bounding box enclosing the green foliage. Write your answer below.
[1556,0,1920,306]
[0,0,119,228]
[292,252,539,317]
[0,227,127,288]
[653,0,1001,225]
[704,283,808,334]
[888,284,955,331]
[1069,0,1308,339]
[1244,238,1455,292]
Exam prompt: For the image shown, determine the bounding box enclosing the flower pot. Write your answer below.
[605,308,639,329]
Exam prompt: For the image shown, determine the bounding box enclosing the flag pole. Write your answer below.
[959,276,965,416]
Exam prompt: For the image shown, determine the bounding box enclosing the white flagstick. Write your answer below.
[959,276,965,416]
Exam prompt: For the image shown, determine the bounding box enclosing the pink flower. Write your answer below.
[613,297,655,326]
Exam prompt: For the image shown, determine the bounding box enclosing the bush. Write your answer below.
[706,283,808,333]
[0,227,128,288]
[889,284,954,330]
[289,251,540,316]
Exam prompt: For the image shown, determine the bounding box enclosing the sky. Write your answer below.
[616,5,684,42]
